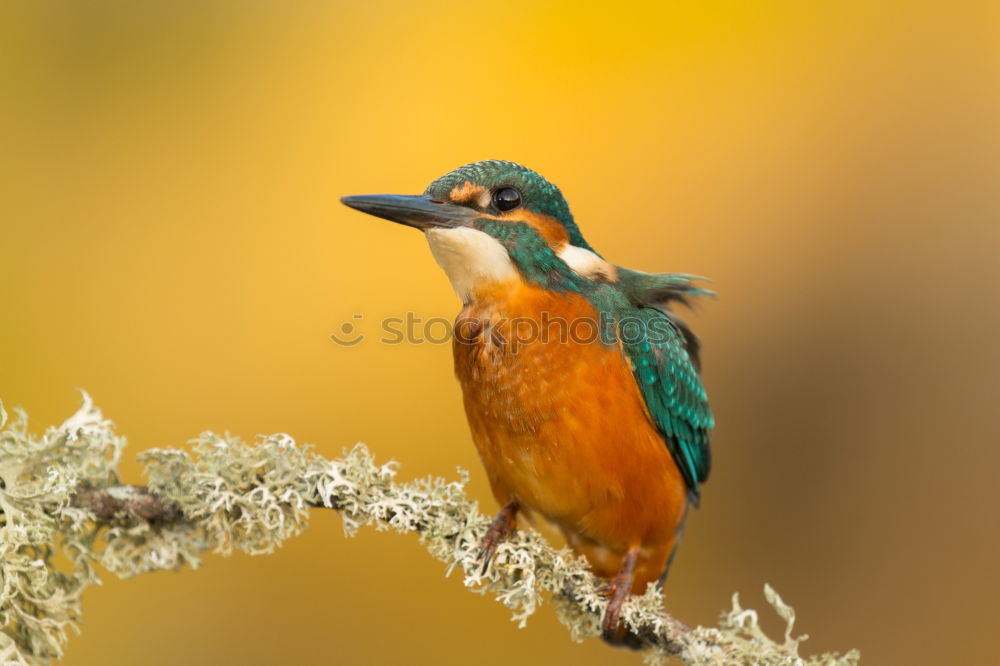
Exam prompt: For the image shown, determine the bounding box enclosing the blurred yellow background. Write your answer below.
[2,1,998,664]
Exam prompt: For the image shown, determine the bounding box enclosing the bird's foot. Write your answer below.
[479,501,518,574]
[601,546,640,641]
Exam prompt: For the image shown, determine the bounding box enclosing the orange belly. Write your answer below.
[453,281,688,592]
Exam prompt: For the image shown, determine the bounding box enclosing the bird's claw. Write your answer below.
[600,546,640,641]
[479,502,518,575]
[601,585,629,638]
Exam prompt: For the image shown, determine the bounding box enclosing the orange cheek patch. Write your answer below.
[509,210,570,247]
[474,207,569,252]
[449,181,489,206]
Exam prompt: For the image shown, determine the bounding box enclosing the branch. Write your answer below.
[66,482,697,653]
[69,484,182,523]
[0,395,860,666]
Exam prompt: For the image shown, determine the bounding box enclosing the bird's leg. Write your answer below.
[479,501,518,574]
[601,545,640,640]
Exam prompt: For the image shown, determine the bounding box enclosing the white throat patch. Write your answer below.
[557,244,617,281]
[425,227,518,301]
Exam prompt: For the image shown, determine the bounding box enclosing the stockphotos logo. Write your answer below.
[330,312,676,352]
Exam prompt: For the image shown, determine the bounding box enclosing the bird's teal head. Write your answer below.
[342,161,616,301]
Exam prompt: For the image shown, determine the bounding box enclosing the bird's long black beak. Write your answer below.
[340,194,477,231]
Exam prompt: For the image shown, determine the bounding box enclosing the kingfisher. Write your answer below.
[341,161,713,644]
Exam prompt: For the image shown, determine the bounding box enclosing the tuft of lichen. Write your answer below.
[0,393,123,664]
[0,395,860,665]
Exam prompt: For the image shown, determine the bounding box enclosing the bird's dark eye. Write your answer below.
[492,187,522,212]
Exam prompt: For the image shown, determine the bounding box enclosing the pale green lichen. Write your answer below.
[0,393,123,664]
[0,395,860,665]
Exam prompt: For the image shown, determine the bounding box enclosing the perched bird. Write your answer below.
[341,161,713,644]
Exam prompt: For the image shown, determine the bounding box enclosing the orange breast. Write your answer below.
[453,281,688,590]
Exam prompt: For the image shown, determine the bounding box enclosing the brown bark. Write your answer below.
[69,484,182,522]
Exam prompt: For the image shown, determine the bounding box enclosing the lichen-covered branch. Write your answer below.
[0,395,860,665]
[68,485,181,523]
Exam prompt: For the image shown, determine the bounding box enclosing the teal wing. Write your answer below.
[614,272,714,503]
